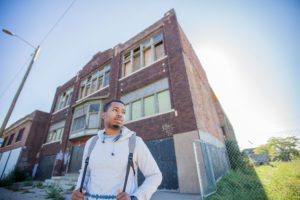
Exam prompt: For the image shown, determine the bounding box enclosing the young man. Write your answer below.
[72,100,162,200]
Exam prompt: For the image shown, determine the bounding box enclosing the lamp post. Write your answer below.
[0,29,40,137]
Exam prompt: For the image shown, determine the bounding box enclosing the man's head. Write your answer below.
[102,100,126,130]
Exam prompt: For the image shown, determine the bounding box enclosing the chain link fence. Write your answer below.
[193,139,267,200]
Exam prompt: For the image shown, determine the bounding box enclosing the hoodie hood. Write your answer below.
[97,126,135,142]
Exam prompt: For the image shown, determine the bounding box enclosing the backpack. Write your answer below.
[79,133,136,193]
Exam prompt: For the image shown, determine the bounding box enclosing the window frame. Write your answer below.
[15,128,25,142]
[122,32,165,77]
[124,89,171,122]
[78,65,111,100]
[55,87,74,112]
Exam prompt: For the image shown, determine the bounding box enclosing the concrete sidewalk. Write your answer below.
[152,191,201,200]
[0,187,201,200]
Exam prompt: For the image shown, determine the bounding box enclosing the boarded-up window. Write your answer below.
[133,47,140,72]
[132,100,142,120]
[144,47,152,66]
[155,41,164,60]
[125,104,131,121]
[144,95,155,116]
[158,90,171,113]
[124,61,132,77]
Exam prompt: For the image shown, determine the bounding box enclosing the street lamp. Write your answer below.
[0,29,40,137]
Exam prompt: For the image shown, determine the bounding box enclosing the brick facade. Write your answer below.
[36,9,236,192]
[0,110,50,175]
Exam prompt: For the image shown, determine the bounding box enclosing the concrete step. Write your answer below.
[44,173,79,191]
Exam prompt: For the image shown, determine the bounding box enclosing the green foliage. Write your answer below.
[225,139,251,170]
[256,161,300,199]
[255,136,300,161]
[0,168,31,187]
[45,184,65,200]
[207,161,300,200]
[67,185,75,192]
[207,168,266,200]
[34,181,45,189]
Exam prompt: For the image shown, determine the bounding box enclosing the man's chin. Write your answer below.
[111,124,122,130]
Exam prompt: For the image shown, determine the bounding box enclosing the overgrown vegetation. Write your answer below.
[207,139,267,200]
[255,136,300,161]
[225,139,251,170]
[0,168,31,187]
[256,160,300,199]
[45,184,65,200]
[33,181,45,189]
[207,139,300,200]
[207,168,267,200]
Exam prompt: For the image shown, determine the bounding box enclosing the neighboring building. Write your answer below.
[243,148,269,166]
[36,9,236,193]
[0,110,50,179]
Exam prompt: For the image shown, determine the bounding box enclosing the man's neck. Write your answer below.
[104,127,121,135]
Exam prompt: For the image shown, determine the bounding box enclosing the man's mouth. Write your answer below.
[114,118,123,123]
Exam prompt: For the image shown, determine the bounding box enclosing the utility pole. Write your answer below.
[0,29,40,137]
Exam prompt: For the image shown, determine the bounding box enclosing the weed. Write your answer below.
[45,184,65,200]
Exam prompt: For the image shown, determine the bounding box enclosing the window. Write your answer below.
[46,121,65,143]
[144,95,155,116]
[46,128,64,143]
[124,89,171,121]
[125,104,131,121]
[132,100,142,120]
[55,87,73,111]
[7,134,15,145]
[1,137,8,147]
[78,65,110,100]
[122,32,165,77]
[158,90,171,113]
[71,102,101,134]
[16,128,25,142]
[72,115,86,132]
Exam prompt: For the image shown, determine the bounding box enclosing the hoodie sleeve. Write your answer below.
[75,137,92,190]
[132,137,162,200]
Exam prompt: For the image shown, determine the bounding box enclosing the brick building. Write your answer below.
[0,110,50,179]
[36,9,235,193]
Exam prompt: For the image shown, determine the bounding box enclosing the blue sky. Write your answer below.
[0,0,299,148]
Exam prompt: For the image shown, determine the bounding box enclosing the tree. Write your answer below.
[255,136,300,162]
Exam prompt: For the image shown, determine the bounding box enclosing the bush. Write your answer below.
[34,181,45,189]
[0,168,31,187]
[45,184,65,200]
[225,139,251,170]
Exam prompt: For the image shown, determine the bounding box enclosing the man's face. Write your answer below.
[102,102,126,130]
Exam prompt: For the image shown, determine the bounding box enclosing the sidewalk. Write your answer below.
[0,187,201,200]
[152,191,201,200]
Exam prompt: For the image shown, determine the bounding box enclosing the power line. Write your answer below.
[1,0,78,100]
[39,0,78,46]
[0,56,31,100]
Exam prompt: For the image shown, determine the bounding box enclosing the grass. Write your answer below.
[255,160,300,200]
[45,184,65,200]
[206,160,300,200]
[206,168,266,200]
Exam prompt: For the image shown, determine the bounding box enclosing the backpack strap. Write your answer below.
[122,133,136,192]
[80,135,98,193]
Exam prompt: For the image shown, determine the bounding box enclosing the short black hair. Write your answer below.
[103,99,125,112]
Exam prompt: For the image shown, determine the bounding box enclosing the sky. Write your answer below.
[0,0,299,149]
